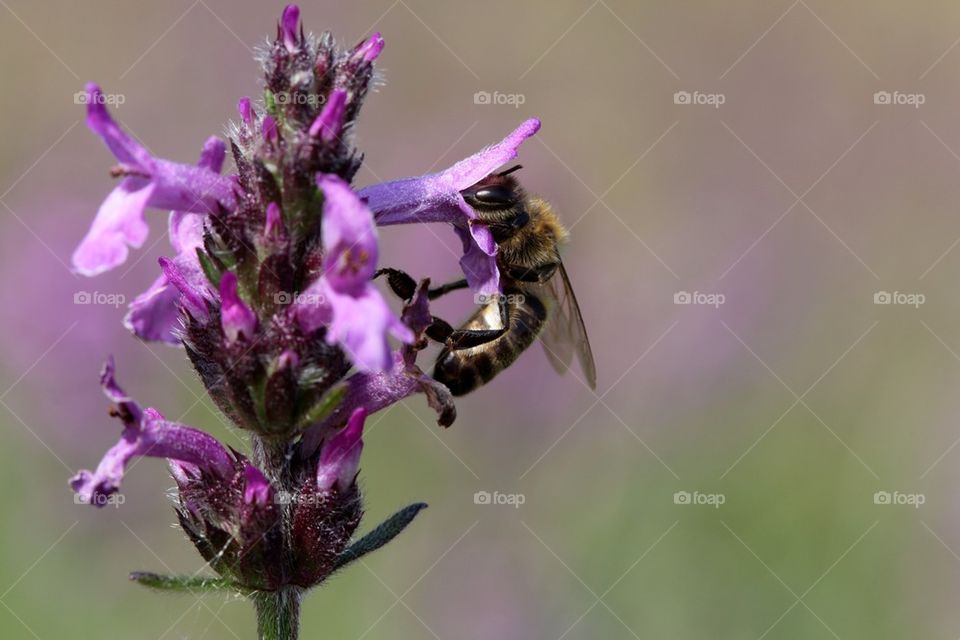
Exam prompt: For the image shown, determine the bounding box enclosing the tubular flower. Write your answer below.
[71,86,236,277]
[359,118,541,296]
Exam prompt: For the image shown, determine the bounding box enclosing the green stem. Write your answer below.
[254,587,302,640]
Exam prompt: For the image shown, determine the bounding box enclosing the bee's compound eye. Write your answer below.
[472,186,515,206]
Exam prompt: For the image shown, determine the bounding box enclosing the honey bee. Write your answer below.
[379,166,596,396]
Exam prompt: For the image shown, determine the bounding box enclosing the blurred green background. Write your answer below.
[3,1,960,637]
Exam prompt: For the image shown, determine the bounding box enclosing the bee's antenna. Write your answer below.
[498,164,523,177]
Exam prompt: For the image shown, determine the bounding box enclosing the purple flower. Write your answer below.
[123,137,226,343]
[294,174,413,371]
[219,272,257,344]
[299,279,455,457]
[280,4,300,52]
[352,32,385,64]
[70,357,235,506]
[72,84,236,276]
[359,118,541,295]
[309,89,348,142]
[315,407,365,493]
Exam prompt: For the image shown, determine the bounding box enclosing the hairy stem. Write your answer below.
[252,436,301,639]
[254,587,302,640]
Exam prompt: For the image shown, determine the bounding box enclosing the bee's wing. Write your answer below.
[540,261,597,389]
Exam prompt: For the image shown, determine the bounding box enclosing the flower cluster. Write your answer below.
[68,3,541,620]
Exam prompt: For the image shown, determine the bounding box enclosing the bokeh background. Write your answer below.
[3,1,960,637]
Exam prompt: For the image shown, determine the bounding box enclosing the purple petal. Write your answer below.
[456,224,500,296]
[443,118,540,188]
[262,116,278,144]
[99,356,142,424]
[197,136,226,172]
[319,174,379,293]
[293,277,333,334]
[353,32,385,64]
[71,363,235,508]
[280,4,300,52]
[168,210,204,255]
[159,256,208,319]
[264,201,284,241]
[308,89,347,142]
[322,285,414,371]
[237,97,253,127]
[219,272,257,343]
[316,408,365,493]
[243,463,272,507]
[72,177,155,276]
[84,83,153,167]
[123,273,182,344]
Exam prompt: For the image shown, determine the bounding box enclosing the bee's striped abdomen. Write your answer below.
[433,290,547,396]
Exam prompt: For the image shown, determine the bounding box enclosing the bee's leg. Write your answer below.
[428,278,468,300]
[374,268,417,300]
[443,295,511,350]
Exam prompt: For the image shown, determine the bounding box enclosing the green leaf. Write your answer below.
[130,572,242,593]
[196,248,223,288]
[334,503,428,571]
[295,382,346,430]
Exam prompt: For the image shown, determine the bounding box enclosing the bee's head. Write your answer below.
[460,165,525,212]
